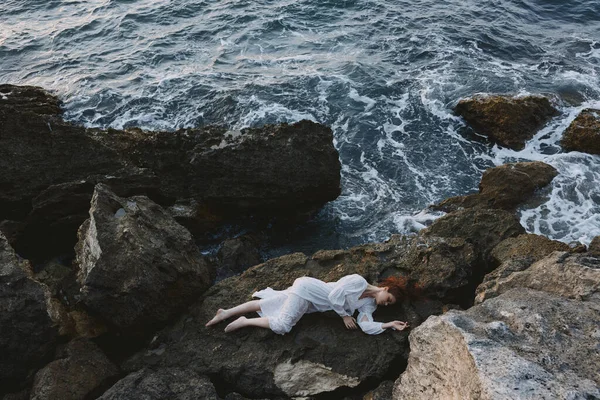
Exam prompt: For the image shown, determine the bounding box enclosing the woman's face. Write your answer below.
[375,288,396,306]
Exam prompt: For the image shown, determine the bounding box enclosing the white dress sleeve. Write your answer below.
[327,274,368,317]
[356,300,385,335]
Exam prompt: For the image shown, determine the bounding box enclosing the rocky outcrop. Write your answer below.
[97,368,218,400]
[0,233,58,393]
[489,233,570,264]
[561,108,600,155]
[216,235,262,280]
[423,208,524,270]
[121,232,484,398]
[476,251,600,304]
[393,288,600,399]
[0,84,341,260]
[433,162,558,213]
[75,184,213,333]
[455,94,558,150]
[30,339,119,400]
[363,380,394,400]
[589,235,600,256]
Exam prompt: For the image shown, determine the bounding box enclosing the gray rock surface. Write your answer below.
[394,288,600,400]
[75,184,213,333]
[30,339,119,400]
[217,235,262,279]
[97,368,218,400]
[0,232,58,392]
[476,251,600,304]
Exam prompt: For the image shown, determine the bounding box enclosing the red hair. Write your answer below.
[378,276,422,301]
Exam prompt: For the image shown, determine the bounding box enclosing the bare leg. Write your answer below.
[206,300,262,327]
[224,316,270,332]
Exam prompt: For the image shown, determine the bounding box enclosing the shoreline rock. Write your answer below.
[0,84,341,261]
[455,94,558,150]
[561,108,600,155]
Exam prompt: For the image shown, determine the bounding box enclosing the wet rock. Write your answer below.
[433,162,558,213]
[490,233,569,265]
[455,94,558,150]
[475,251,600,304]
[561,108,600,155]
[568,240,587,253]
[30,339,119,400]
[589,235,600,256]
[0,232,58,392]
[97,368,218,400]
[217,235,262,279]
[122,233,479,398]
[75,184,213,334]
[393,288,600,399]
[0,84,341,260]
[423,208,525,270]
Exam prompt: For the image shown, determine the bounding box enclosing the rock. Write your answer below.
[75,184,213,333]
[568,240,587,253]
[98,368,218,400]
[561,108,600,155]
[433,162,558,213]
[423,208,525,271]
[363,380,394,400]
[589,235,600,256]
[475,251,600,304]
[0,84,341,260]
[0,232,58,392]
[30,339,119,400]
[1,389,30,400]
[490,233,569,265]
[217,235,262,279]
[122,233,479,398]
[393,288,600,399]
[455,94,558,150]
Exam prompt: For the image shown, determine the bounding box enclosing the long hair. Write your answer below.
[377,276,422,301]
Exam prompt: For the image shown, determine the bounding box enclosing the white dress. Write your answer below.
[252,274,386,335]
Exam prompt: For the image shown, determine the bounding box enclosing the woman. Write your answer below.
[206,274,410,334]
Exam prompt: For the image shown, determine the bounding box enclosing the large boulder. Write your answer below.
[0,84,341,260]
[561,108,600,155]
[433,162,558,213]
[121,233,478,398]
[75,184,213,333]
[589,235,600,256]
[30,339,119,400]
[0,233,58,393]
[216,235,262,280]
[97,368,218,400]
[422,208,525,271]
[455,95,558,150]
[489,233,570,265]
[393,288,600,399]
[476,251,600,304]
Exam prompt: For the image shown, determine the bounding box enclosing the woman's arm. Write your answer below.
[356,301,409,334]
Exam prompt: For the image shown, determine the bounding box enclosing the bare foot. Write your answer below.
[206,309,228,327]
[224,316,247,333]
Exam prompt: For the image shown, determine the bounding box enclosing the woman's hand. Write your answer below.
[383,320,410,331]
[343,316,358,330]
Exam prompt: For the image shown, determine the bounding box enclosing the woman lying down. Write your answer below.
[206,274,412,335]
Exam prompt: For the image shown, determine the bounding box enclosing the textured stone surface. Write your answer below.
[589,235,600,256]
[455,94,558,150]
[75,184,213,333]
[97,368,218,400]
[217,235,262,279]
[476,251,600,304]
[122,232,481,398]
[490,233,570,265]
[363,380,394,400]
[0,84,341,260]
[394,288,600,400]
[30,339,119,400]
[561,108,600,155]
[0,232,58,392]
[423,208,525,270]
[433,162,558,213]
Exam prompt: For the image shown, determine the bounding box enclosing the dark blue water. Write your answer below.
[2,0,599,255]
